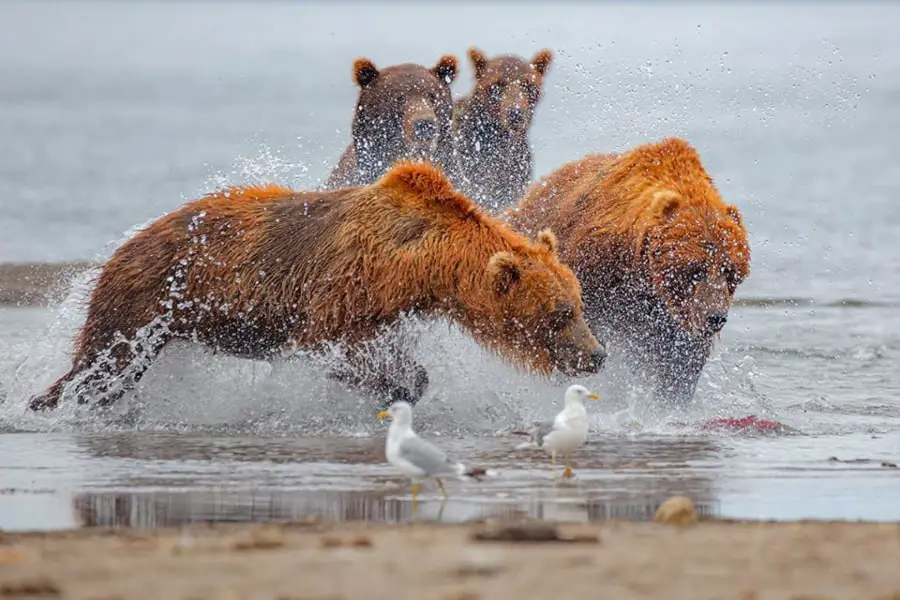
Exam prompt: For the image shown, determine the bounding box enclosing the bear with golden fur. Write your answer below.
[30,162,606,412]
[508,137,750,405]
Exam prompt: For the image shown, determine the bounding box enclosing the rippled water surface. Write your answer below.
[1,1,899,530]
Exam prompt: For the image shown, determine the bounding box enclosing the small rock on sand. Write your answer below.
[231,528,285,551]
[471,523,598,544]
[0,548,28,564]
[453,548,506,577]
[0,577,61,597]
[653,496,699,526]
[318,535,373,550]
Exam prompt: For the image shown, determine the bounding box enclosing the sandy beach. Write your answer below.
[2,515,899,600]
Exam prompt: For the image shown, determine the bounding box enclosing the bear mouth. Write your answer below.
[555,351,606,377]
[502,108,529,133]
[404,141,438,157]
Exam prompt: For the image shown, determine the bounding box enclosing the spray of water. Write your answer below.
[0,146,773,437]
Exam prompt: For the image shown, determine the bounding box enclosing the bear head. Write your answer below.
[466,47,553,136]
[350,55,458,181]
[479,228,606,377]
[638,189,751,341]
[377,161,606,378]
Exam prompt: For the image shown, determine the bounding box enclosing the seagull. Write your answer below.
[514,384,601,481]
[376,401,491,506]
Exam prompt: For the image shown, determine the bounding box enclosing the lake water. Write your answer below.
[0,0,898,531]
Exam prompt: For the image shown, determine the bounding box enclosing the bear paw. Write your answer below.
[381,366,429,409]
[412,366,430,401]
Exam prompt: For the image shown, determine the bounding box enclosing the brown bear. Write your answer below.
[452,46,553,213]
[506,137,751,405]
[322,55,460,190]
[29,162,606,412]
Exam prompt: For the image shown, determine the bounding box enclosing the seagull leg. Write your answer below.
[411,482,421,515]
[436,478,448,499]
[562,454,574,479]
[551,451,559,483]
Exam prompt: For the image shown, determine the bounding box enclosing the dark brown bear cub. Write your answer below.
[323,55,460,190]
[453,47,553,213]
[29,162,605,412]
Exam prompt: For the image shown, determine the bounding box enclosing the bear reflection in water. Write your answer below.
[73,490,720,529]
[71,434,720,528]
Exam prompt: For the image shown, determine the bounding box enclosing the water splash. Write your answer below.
[202,143,314,194]
[0,271,778,438]
[0,149,775,438]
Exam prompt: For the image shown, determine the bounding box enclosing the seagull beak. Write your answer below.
[376,410,390,421]
[587,392,601,400]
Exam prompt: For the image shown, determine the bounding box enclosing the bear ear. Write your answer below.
[725,204,744,228]
[379,161,477,219]
[531,49,553,76]
[468,47,488,79]
[353,58,379,88]
[536,229,558,254]
[488,251,522,296]
[649,190,681,223]
[431,55,459,85]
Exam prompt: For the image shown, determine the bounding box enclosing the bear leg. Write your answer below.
[326,342,430,408]
[89,335,170,408]
[27,374,70,412]
[645,339,708,406]
[27,333,170,412]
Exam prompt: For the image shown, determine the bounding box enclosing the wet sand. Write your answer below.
[2,516,899,599]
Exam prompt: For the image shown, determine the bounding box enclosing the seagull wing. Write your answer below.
[529,419,558,447]
[397,434,458,477]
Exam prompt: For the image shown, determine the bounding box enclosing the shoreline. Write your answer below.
[2,516,899,599]
[0,262,96,307]
[0,262,897,310]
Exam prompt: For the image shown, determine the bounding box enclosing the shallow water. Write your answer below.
[2,430,898,532]
[2,301,899,531]
[1,1,899,530]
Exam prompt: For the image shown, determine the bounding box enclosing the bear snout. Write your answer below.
[403,98,439,151]
[550,320,606,376]
[506,106,526,130]
[570,343,606,375]
[588,345,607,372]
[705,310,728,333]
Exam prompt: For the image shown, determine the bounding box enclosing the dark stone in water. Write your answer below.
[827,456,897,467]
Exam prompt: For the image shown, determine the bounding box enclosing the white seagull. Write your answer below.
[515,384,601,481]
[377,401,491,505]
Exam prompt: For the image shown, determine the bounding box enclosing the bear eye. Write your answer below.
[723,265,741,289]
[523,83,539,103]
[548,303,575,331]
[488,82,503,101]
[685,262,706,286]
